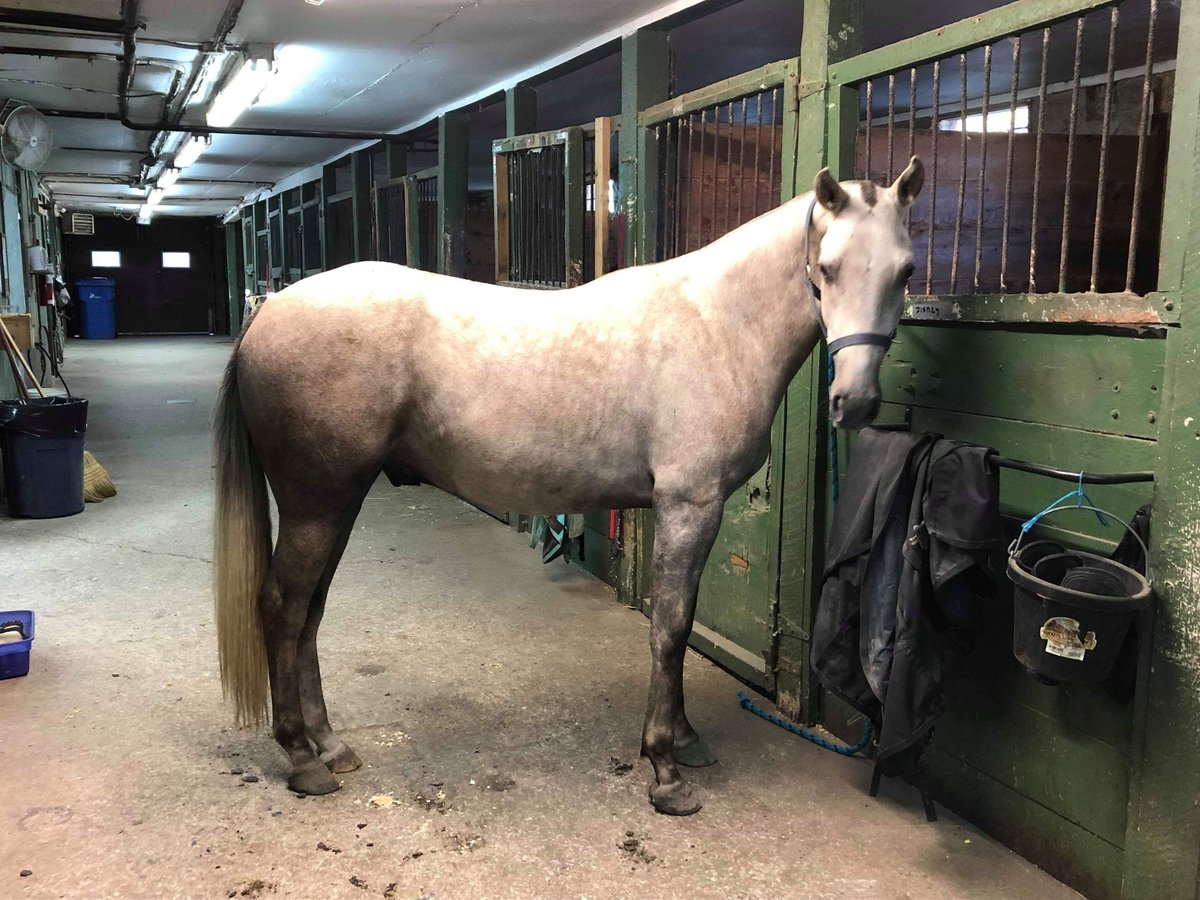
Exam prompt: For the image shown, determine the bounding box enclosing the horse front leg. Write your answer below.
[642,491,725,815]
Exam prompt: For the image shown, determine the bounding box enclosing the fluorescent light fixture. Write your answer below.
[145,187,165,207]
[173,135,209,169]
[305,0,325,5]
[206,56,276,128]
[158,167,181,189]
[138,204,154,222]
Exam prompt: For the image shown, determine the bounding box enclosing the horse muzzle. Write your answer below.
[830,389,881,430]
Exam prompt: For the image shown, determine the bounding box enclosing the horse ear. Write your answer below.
[892,156,925,206]
[814,168,849,214]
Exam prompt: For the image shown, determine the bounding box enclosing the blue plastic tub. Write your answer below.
[75,277,117,339]
[0,610,35,679]
[0,397,88,518]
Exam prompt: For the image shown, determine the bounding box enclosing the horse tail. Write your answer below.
[213,345,271,727]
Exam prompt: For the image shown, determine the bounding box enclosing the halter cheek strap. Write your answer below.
[803,196,897,356]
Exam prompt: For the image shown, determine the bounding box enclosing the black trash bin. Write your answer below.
[0,397,88,518]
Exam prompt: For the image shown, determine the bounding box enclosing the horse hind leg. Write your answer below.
[260,513,345,795]
[298,495,367,775]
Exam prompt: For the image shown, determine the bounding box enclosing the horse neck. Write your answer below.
[690,193,823,391]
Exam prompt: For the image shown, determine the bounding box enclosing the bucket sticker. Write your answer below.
[1040,617,1097,661]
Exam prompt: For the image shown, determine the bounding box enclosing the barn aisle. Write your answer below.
[0,337,1077,899]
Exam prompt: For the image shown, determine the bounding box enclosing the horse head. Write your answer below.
[807,157,925,430]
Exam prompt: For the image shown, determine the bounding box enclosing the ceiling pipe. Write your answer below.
[0,45,123,62]
[0,7,132,35]
[41,107,420,142]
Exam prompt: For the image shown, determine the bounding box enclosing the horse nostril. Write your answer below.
[831,394,844,412]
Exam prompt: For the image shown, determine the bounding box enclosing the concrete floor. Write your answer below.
[1,337,1080,900]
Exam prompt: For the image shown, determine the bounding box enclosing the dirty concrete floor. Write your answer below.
[1,337,1080,900]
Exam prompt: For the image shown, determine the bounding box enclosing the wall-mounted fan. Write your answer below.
[1,105,53,172]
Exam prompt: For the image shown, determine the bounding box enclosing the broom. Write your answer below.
[0,317,116,503]
[83,450,116,502]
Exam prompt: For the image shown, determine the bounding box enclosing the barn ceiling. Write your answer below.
[1,0,713,218]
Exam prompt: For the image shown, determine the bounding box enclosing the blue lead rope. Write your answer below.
[738,691,873,756]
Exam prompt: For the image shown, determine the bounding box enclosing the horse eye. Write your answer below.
[900,263,915,283]
[818,263,832,281]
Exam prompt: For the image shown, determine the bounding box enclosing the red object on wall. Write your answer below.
[39,280,54,306]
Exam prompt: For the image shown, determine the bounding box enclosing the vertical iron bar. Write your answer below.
[973,44,992,291]
[673,119,684,259]
[753,92,764,219]
[738,96,748,226]
[907,68,916,226]
[887,74,896,182]
[1091,7,1119,292]
[685,112,697,252]
[1125,0,1158,292]
[768,88,778,210]
[925,60,940,295]
[951,53,968,293]
[1058,16,1085,293]
[865,79,873,180]
[1028,27,1050,293]
[701,106,713,246]
[1001,36,1020,291]
[724,101,735,238]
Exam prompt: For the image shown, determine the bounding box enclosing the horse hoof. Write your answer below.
[288,763,339,796]
[649,781,703,816]
[674,735,719,768]
[321,743,362,775]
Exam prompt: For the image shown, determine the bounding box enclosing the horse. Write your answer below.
[213,159,925,816]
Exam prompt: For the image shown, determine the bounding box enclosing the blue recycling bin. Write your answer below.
[75,277,117,339]
[0,397,88,518]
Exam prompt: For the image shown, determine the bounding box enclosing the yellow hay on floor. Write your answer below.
[83,451,117,503]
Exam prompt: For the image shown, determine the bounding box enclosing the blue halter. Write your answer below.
[803,197,897,356]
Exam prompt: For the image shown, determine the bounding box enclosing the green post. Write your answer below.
[1121,2,1200,895]
[386,140,408,181]
[619,27,669,609]
[620,27,669,270]
[564,128,584,286]
[774,0,864,724]
[438,111,469,276]
[506,85,537,137]
[351,148,373,261]
[224,221,240,335]
[320,162,336,272]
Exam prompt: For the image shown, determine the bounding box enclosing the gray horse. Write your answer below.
[213,160,924,815]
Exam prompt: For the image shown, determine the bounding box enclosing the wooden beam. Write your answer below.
[402,176,420,269]
[437,111,469,276]
[619,27,669,271]
[350,148,373,262]
[385,140,407,181]
[505,85,537,137]
[775,0,864,726]
[1121,0,1200,895]
[593,115,612,279]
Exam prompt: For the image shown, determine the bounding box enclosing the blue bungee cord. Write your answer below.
[732,349,871,758]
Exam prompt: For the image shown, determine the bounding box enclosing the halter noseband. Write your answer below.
[803,197,897,356]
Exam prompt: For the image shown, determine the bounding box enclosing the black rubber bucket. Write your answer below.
[1008,521,1151,684]
[0,397,88,518]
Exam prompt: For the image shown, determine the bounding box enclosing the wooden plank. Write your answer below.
[385,140,407,182]
[904,293,1172,326]
[935,679,1131,848]
[880,326,1166,439]
[593,116,612,279]
[1122,0,1200,893]
[493,131,566,154]
[924,747,1126,900]
[893,405,1156,542]
[828,0,1118,86]
[350,148,373,262]
[638,58,796,127]
[493,150,510,283]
